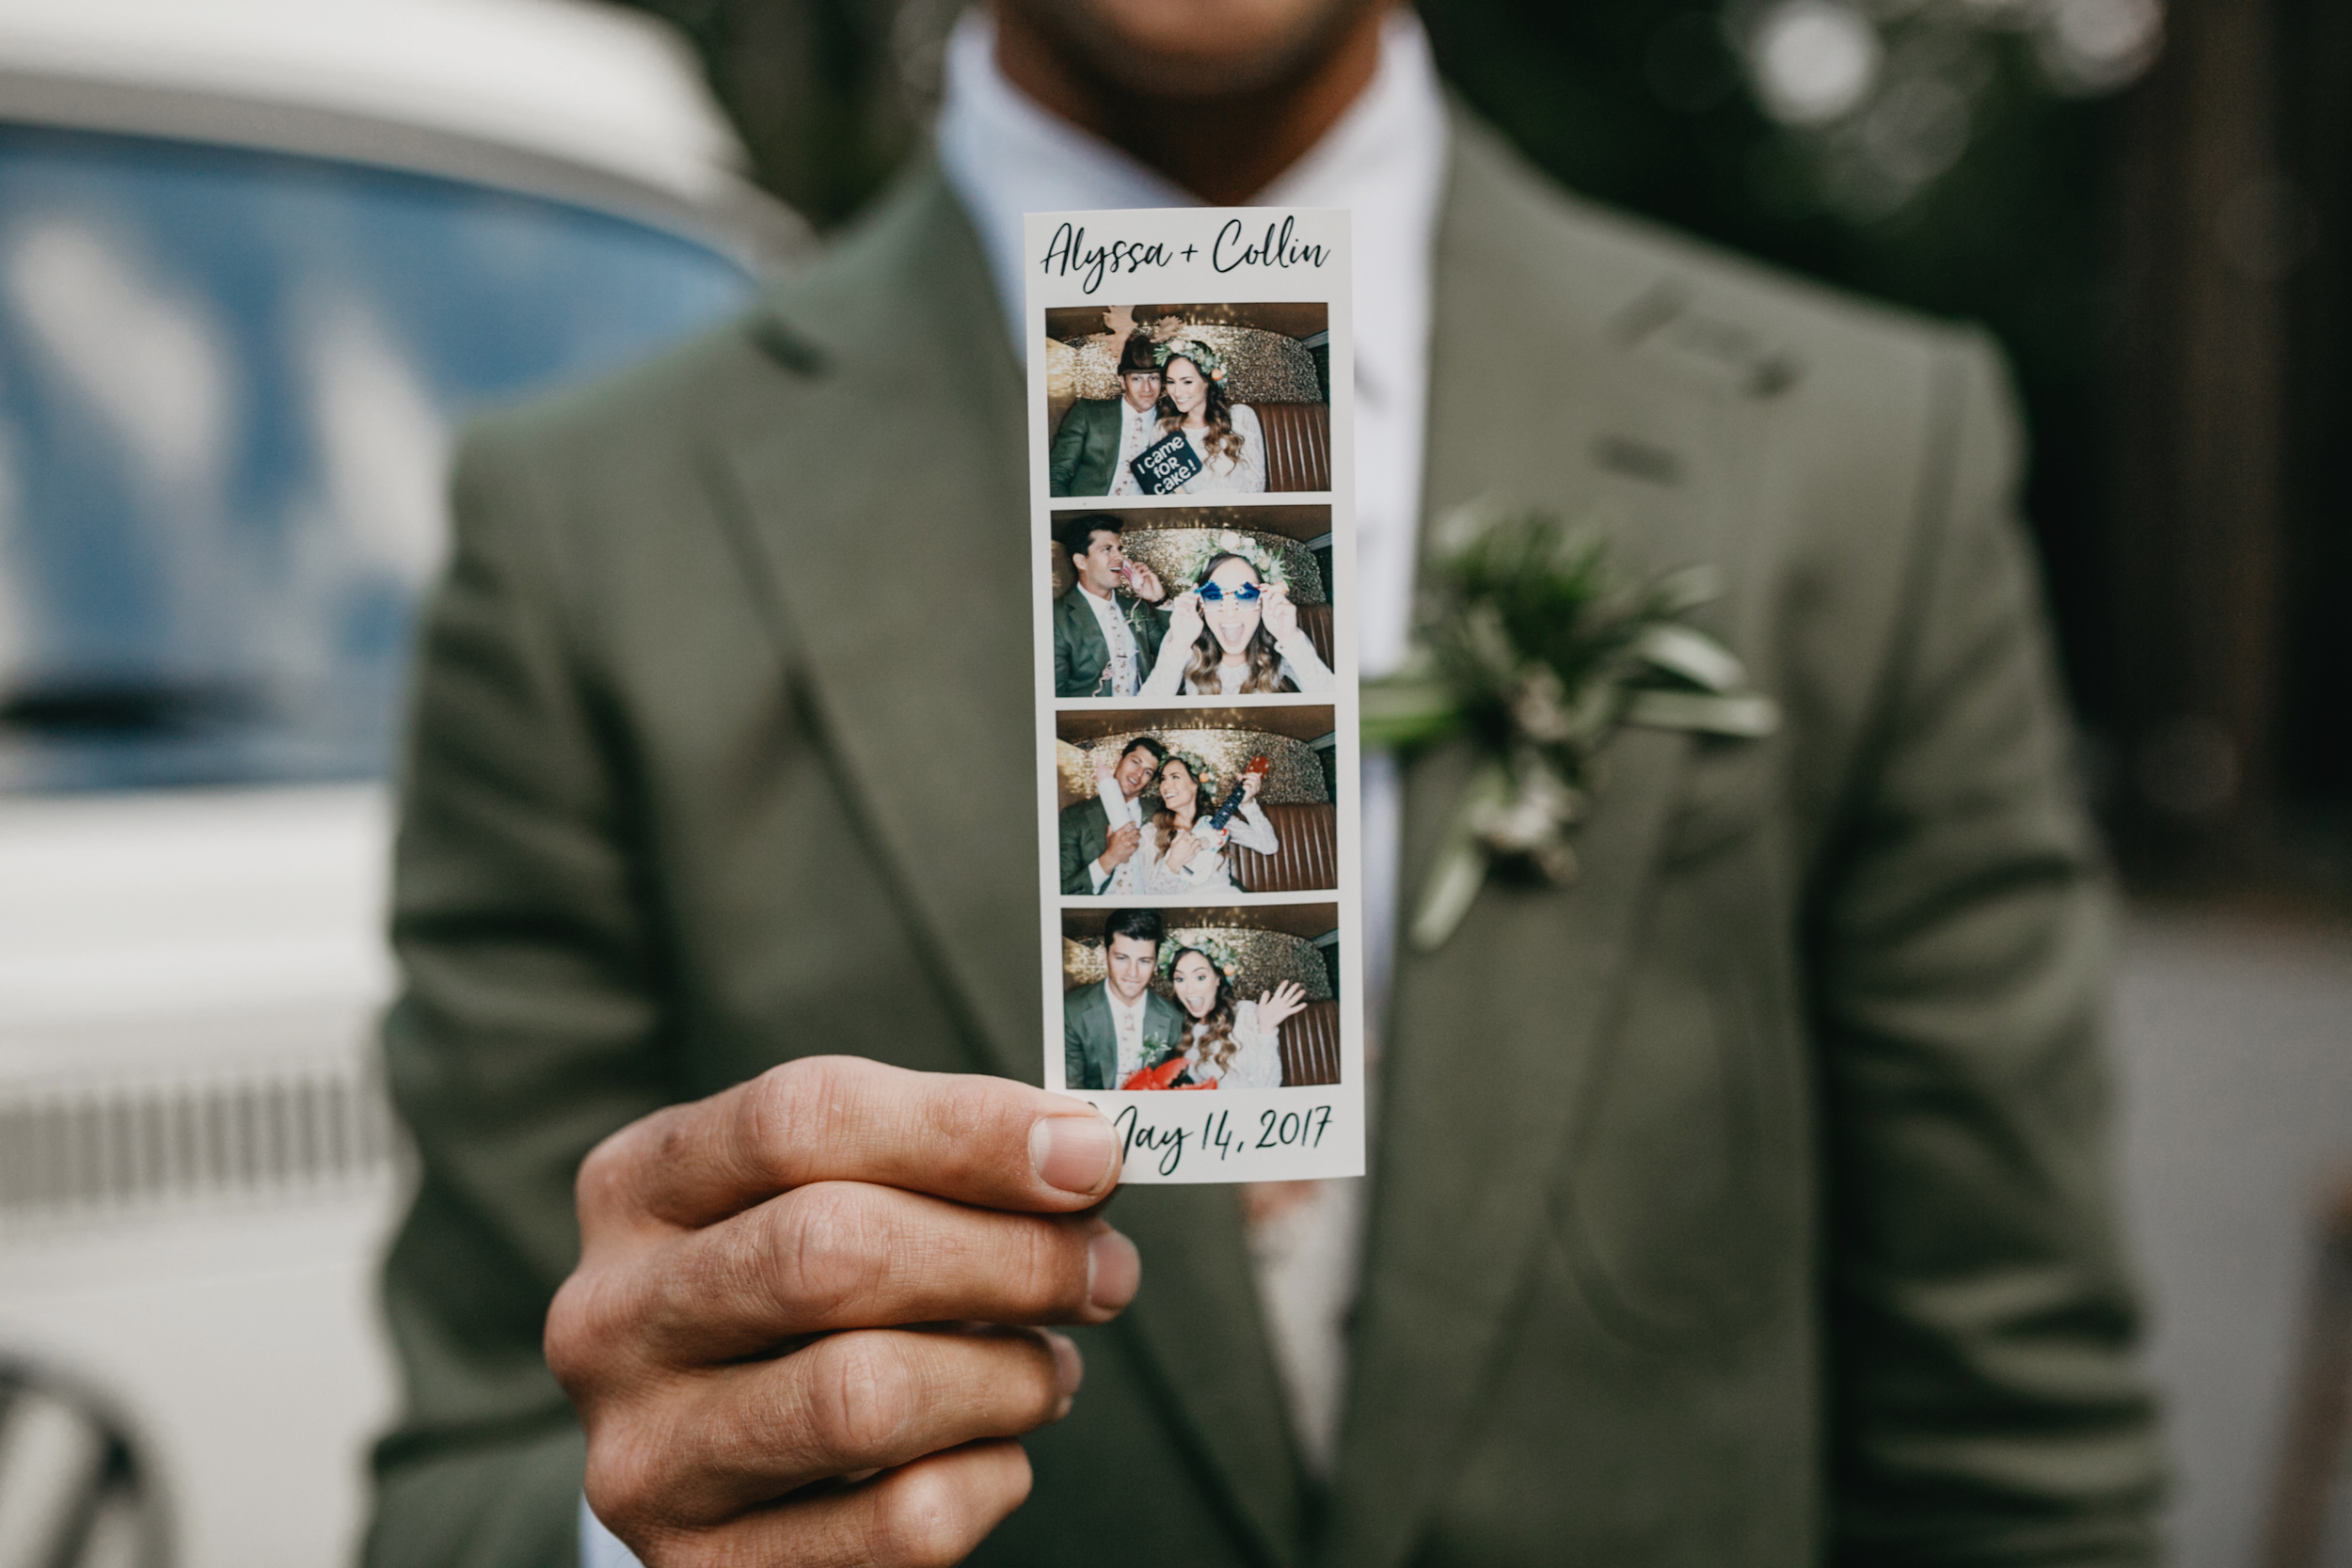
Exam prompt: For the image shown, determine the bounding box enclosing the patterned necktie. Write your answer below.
[1106,605,1136,696]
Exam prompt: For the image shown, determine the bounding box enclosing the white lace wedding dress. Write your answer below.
[1174,404,1267,495]
[1136,802,1279,894]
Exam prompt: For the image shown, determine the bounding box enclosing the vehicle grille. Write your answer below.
[0,1065,396,1217]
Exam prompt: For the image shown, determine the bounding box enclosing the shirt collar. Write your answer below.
[935,6,1451,351]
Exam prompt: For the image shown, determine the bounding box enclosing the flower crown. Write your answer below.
[1156,930,1242,982]
[1177,529,1288,594]
[1156,749,1216,794]
[1152,336,1228,383]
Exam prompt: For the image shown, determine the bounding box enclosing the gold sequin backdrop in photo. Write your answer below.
[1043,314,1325,437]
[1061,927,1335,1002]
[1120,526,1326,603]
[1056,732,1328,811]
[1048,515,1327,604]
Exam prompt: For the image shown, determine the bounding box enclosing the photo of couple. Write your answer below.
[1061,904,1340,1092]
[1050,512,1333,699]
[1056,707,1336,897]
[1058,709,1336,902]
[1044,303,1329,497]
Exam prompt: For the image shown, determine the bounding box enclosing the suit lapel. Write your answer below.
[1090,400,1126,493]
[1063,796,1107,894]
[1058,589,1112,697]
[1148,991,1187,1055]
[713,172,1037,1085]
[1323,120,1756,1568]
[1070,983,1112,1091]
[1124,594,1165,663]
[708,168,1309,1567]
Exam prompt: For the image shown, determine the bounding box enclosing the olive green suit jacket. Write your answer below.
[1049,396,1126,496]
[367,117,2161,1568]
[1058,794,1121,895]
[1064,982,1189,1094]
[1052,581,1166,698]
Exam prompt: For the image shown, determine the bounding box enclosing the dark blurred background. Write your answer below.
[615,0,2352,913]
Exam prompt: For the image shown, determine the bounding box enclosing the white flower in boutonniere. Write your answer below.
[1363,505,1780,951]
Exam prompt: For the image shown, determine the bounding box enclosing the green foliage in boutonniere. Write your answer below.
[1364,505,1780,950]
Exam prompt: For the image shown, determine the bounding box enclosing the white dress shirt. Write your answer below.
[1106,396,1153,496]
[587,14,1447,1558]
[1105,981,1152,1084]
[938,2,1445,1011]
[938,4,1449,1479]
[1089,770,1145,894]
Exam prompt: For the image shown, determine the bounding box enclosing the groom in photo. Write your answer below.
[1052,513,1167,697]
[1049,330,1164,496]
[1063,910,1187,1092]
[368,0,2164,1564]
[1059,735,1165,895]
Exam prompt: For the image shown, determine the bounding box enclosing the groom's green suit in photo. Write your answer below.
[1064,981,1188,1093]
[1052,579,1166,697]
[1058,794,1125,895]
[1049,396,1127,495]
[366,114,2161,1568]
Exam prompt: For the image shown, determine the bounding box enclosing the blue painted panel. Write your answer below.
[0,125,755,791]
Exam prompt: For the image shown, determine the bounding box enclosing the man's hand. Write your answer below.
[1125,562,1165,603]
[548,1058,1137,1567]
[1098,821,1141,873]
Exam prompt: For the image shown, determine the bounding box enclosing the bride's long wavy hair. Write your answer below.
[1148,754,1211,859]
[1166,945,1242,1077]
[1155,353,1245,467]
[1183,553,1291,694]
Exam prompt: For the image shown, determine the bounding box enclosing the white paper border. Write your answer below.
[1025,206,1363,1183]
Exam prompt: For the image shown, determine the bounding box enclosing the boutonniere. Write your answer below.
[1363,506,1780,951]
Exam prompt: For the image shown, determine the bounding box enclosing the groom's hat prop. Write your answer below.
[1117,331,1159,375]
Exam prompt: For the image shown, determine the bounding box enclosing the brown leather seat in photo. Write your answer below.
[1228,802,1335,894]
[1278,1001,1341,1086]
[1296,604,1333,671]
[1252,401,1329,492]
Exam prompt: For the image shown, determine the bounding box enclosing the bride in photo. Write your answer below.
[1155,341,1265,495]
[1139,752,1279,895]
[1140,547,1334,696]
[1164,942,1307,1090]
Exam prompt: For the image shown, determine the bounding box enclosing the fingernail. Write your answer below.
[1044,1332,1084,1400]
[1086,1228,1141,1312]
[1031,1113,1117,1196]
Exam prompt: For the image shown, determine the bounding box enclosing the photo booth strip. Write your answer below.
[1025,208,1365,1183]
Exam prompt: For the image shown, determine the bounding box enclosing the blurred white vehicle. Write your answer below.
[0,3,789,1562]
